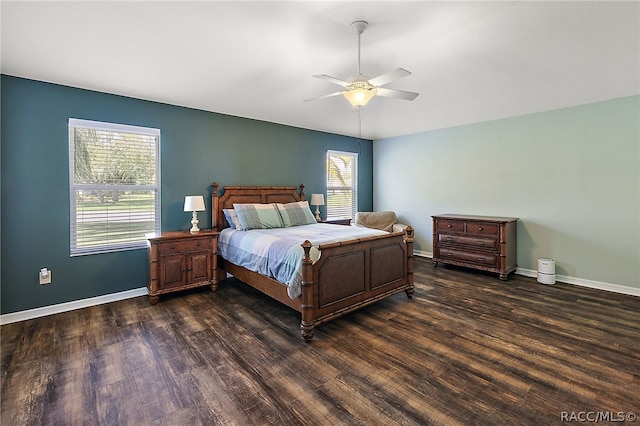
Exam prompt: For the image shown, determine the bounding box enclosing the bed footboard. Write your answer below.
[300,227,414,341]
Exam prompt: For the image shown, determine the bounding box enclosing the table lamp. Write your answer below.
[310,194,325,221]
[184,195,205,233]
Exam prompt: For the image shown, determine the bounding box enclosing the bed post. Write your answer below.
[211,182,220,231]
[404,226,415,298]
[300,240,314,341]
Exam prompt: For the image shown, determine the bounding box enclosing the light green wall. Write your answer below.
[373,96,640,289]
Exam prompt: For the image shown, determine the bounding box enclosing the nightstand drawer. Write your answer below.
[158,238,210,255]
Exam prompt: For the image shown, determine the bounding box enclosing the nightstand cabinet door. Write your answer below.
[189,251,212,283]
[160,254,187,289]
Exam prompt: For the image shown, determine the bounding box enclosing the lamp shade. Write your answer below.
[310,194,325,206]
[184,195,205,212]
[343,88,376,107]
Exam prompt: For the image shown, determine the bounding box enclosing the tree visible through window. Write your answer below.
[69,119,160,256]
[326,150,358,220]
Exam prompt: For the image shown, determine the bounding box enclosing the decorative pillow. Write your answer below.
[233,203,284,230]
[223,209,243,230]
[276,201,317,227]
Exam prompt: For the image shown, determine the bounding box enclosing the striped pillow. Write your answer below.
[233,203,284,230]
[277,201,317,227]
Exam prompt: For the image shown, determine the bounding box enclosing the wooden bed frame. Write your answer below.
[211,183,414,341]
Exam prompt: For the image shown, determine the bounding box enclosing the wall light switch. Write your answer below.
[39,268,52,285]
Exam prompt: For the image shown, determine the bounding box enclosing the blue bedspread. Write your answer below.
[218,223,388,298]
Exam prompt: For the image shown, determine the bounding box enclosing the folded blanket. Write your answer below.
[354,211,398,232]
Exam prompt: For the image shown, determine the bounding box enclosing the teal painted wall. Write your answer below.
[374,95,640,289]
[0,75,373,314]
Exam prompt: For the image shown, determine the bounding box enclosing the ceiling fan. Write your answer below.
[304,20,419,107]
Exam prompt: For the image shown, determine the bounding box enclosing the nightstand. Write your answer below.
[146,230,219,304]
[320,218,352,225]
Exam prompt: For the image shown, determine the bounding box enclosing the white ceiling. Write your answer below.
[2,1,639,140]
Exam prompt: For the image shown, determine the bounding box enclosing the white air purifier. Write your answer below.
[537,258,556,285]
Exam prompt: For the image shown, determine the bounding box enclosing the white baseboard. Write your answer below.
[515,267,640,297]
[414,250,432,258]
[2,254,638,325]
[0,287,148,325]
[414,251,639,297]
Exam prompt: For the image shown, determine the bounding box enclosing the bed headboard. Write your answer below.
[211,183,306,230]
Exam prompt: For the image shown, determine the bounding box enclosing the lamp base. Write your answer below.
[190,211,200,233]
[315,206,321,222]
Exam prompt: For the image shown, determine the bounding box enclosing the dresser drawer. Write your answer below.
[158,238,210,255]
[440,248,497,267]
[438,234,497,250]
[465,221,499,236]
[437,219,465,233]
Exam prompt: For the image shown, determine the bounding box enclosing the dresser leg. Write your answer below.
[433,260,438,267]
[210,283,218,292]
[499,273,508,281]
[301,321,314,342]
[149,295,159,305]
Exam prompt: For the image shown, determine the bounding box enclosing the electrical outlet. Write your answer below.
[39,268,52,285]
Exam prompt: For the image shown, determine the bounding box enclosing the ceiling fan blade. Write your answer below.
[376,87,419,101]
[313,74,351,88]
[368,68,412,87]
[303,91,345,102]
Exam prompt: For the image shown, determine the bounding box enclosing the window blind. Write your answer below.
[326,150,358,220]
[69,119,160,256]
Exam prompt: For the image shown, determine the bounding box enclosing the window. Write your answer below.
[326,150,358,220]
[69,119,160,256]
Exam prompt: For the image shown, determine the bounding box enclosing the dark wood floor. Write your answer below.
[2,258,639,425]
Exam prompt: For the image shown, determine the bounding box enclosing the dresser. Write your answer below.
[432,214,518,280]
[147,230,219,304]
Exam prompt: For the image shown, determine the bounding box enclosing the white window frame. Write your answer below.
[326,150,358,221]
[69,118,161,256]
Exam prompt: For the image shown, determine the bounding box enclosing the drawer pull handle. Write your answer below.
[477,258,485,263]
[476,241,484,245]
[478,227,483,231]
[447,224,452,228]
[445,237,453,241]
[170,245,176,249]
[197,241,202,246]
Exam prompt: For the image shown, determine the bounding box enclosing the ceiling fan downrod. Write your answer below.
[351,20,368,76]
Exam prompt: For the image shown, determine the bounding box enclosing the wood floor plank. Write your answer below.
[2,258,639,425]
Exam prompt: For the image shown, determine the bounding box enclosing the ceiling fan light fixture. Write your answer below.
[343,88,376,107]
[305,20,418,106]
